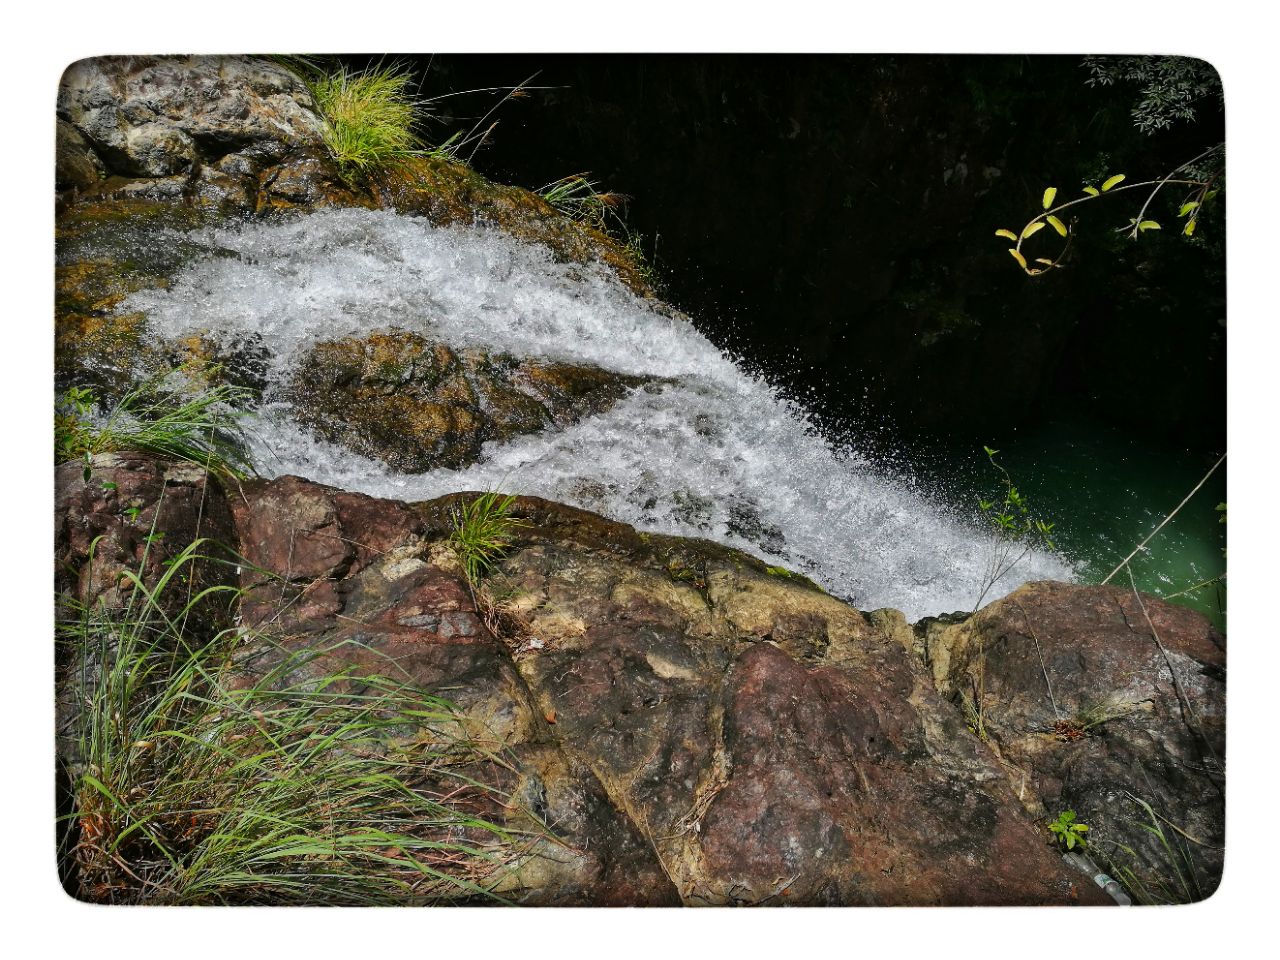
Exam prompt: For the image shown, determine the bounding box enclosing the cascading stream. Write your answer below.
[122,206,1073,619]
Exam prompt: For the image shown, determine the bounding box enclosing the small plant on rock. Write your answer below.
[973,446,1056,610]
[537,173,627,231]
[1048,809,1090,851]
[448,491,529,586]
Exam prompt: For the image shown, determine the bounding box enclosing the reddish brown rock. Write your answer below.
[923,580,1225,902]
[55,452,238,618]
[56,456,1223,906]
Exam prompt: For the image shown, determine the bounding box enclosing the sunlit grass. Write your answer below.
[449,492,530,586]
[305,62,424,181]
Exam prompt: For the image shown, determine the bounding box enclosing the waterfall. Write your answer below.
[122,206,1073,619]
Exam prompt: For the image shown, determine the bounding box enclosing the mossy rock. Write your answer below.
[292,329,649,472]
[369,156,653,296]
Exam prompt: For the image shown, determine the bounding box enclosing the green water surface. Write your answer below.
[910,418,1227,631]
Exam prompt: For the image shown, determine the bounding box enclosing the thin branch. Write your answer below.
[1016,603,1061,720]
[1102,453,1225,585]
[1159,573,1226,603]
[1128,142,1225,237]
[1126,568,1218,766]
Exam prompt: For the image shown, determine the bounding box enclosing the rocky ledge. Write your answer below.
[56,454,1225,905]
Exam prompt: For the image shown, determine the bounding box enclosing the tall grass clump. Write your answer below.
[449,492,530,586]
[58,539,518,905]
[55,372,254,480]
[304,62,424,182]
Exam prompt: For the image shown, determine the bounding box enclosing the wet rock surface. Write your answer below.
[55,454,1231,905]
[56,56,648,282]
[292,329,649,472]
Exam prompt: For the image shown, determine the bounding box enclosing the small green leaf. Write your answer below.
[1101,174,1126,192]
[1042,186,1057,209]
[1008,248,1028,270]
[1179,201,1199,217]
[983,446,999,457]
[1046,215,1068,237]
[1021,221,1046,239]
[1138,220,1161,231]
[1083,185,1100,197]
[995,228,1019,241]
[1184,219,1198,237]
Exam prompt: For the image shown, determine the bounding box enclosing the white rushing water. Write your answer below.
[122,206,1073,619]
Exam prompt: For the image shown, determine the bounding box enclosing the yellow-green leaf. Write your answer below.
[1021,220,1046,240]
[1083,186,1100,196]
[1008,248,1028,270]
[1101,174,1126,192]
[1042,187,1057,209]
[995,228,1018,241]
[1184,219,1197,237]
[1179,202,1199,217]
[1046,215,1068,237]
[1138,220,1161,231]
[1034,258,1054,265]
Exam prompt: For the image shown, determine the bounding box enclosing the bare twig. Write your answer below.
[1126,568,1218,765]
[1102,453,1225,585]
[1016,603,1061,720]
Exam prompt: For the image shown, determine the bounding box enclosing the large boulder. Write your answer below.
[920,580,1225,901]
[58,56,324,178]
[57,56,361,211]
[53,455,1122,904]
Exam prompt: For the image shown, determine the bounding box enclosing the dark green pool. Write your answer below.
[908,417,1227,631]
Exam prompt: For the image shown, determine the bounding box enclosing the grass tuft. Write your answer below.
[58,538,518,905]
[304,62,425,182]
[537,173,628,231]
[55,372,255,480]
[448,492,530,586]
[1093,793,1210,904]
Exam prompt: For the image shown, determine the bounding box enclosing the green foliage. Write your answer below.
[55,373,254,480]
[959,676,988,743]
[283,57,540,180]
[536,174,661,289]
[448,492,530,586]
[1048,810,1090,851]
[303,61,424,181]
[973,446,1056,610]
[59,540,516,904]
[995,57,1224,274]
[1082,56,1223,134]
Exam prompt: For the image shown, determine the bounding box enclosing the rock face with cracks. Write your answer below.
[56,455,1226,905]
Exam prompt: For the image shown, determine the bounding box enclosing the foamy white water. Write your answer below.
[123,206,1073,619]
